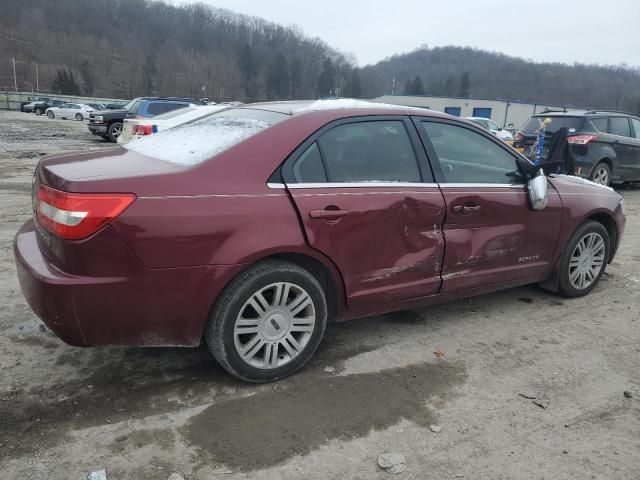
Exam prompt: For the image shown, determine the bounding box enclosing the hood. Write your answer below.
[547,174,621,199]
[92,109,128,115]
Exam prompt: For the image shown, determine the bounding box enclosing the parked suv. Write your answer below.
[88,97,206,142]
[513,110,640,186]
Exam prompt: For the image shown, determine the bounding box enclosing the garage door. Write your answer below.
[472,107,492,118]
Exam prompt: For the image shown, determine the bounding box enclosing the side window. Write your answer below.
[422,121,523,184]
[293,143,327,183]
[609,117,631,137]
[318,121,421,183]
[631,118,640,139]
[590,118,607,133]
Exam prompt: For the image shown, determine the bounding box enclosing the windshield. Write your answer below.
[124,108,288,165]
[521,116,584,134]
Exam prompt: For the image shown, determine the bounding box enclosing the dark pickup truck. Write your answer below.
[88,97,205,142]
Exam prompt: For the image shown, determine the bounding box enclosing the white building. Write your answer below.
[374,95,587,130]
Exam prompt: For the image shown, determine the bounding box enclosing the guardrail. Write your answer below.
[0,90,127,111]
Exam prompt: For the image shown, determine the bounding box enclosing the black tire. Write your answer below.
[557,221,610,298]
[205,260,327,383]
[34,107,44,115]
[107,122,123,142]
[590,162,611,186]
[47,110,55,119]
[75,113,83,121]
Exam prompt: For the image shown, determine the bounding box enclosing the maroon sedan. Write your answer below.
[14,100,626,382]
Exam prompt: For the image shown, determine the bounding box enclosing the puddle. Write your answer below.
[184,361,466,471]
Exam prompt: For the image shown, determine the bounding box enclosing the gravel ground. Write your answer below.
[0,110,638,479]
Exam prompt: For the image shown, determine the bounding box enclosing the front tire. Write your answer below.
[34,107,44,115]
[107,122,123,142]
[75,113,83,121]
[591,162,611,186]
[557,221,610,298]
[205,260,327,383]
[47,111,55,119]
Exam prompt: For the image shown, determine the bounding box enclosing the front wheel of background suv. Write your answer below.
[34,106,44,115]
[557,221,610,298]
[590,162,611,186]
[107,122,123,142]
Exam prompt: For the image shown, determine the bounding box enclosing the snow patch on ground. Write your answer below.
[551,174,615,191]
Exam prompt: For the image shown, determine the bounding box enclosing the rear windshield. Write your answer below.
[521,116,584,134]
[124,108,288,165]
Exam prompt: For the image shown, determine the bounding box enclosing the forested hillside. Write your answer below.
[1,0,638,113]
[360,46,640,113]
[0,0,359,101]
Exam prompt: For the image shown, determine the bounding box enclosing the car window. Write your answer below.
[422,121,523,184]
[147,102,190,116]
[293,143,327,183]
[609,117,631,137]
[318,121,421,183]
[631,118,640,139]
[487,120,500,130]
[521,116,584,134]
[590,118,608,133]
[128,100,142,115]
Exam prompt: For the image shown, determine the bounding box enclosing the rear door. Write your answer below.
[282,117,447,308]
[414,118,563,291]
[609,116,638,181]
[629,117,640,181]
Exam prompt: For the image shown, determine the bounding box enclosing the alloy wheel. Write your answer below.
[233,282,316,369]
[569,232,606,290]
[592,166,609,186]
[111,124,122,138]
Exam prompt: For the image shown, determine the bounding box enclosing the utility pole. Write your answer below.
[36,64,39,92]
[391,77,396,96]
[12,57,18,92]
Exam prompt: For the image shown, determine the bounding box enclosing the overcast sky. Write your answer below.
[173,0,640,67]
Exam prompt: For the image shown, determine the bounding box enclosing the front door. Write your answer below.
[282,118,446,308]
[415,118,563,292]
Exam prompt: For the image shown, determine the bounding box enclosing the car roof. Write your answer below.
[236,99,445,119]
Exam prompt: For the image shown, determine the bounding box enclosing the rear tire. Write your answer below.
[75,113,83,121]
[47,111,55,119]
[590,162,611,186]
[205,260,327,383]
[107,122,123,142]
[557,221,610,298]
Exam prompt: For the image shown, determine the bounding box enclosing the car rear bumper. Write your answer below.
[14,220,244,348]
[88,124,107,135]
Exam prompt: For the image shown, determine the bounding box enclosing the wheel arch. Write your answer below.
[591,158,613,177]
[586,211,618,263]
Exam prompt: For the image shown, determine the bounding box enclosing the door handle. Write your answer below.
[309,208,351,220]
[452,204,482,214]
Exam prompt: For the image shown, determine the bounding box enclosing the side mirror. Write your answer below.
[528,170,549,211]
[498,126,503,131]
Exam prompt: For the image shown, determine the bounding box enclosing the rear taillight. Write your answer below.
[567,134,598,145]
[36,184,135,240]
[514,132,524,142]
[133,124,157,136]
